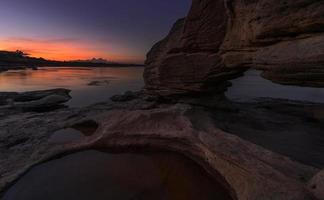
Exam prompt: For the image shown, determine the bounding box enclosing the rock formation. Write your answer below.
[140,1,324,198]
[0,89,71,114]
[0,98,321,200]
[144,0,324,96]
[1,1,324,199]
[308,170,324,200]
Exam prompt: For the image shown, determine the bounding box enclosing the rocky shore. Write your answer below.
[0,66,37,74]
[1,0,324,199]
[0,91,323,199]
[0,89,71,116]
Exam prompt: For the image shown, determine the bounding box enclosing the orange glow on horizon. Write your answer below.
[0,37,144,64]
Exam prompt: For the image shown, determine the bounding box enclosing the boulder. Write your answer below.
[110,91,139,102]
[144,0,324,96]
[0,92,18,106]
[0,89,71,112]
[221,0,324,87]
[87,80,110,86]
[12,89,71,102]
[14,94,71,110]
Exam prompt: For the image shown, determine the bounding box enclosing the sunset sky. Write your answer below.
[0,0,191,64]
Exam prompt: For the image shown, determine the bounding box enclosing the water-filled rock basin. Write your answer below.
[2,150,232,200]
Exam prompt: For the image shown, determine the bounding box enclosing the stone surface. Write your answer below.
[0,66,26,74]
[0,89,71,113]
[87,80,110,86]
[110,91,139,102]
[2,1,324,199]
[221,0,324,87]
[144,0,324,95]
[212,98,324,168]
[0,98,320,200]
[308,170,324,200]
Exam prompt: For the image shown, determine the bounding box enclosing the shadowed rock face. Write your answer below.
[0,99,320,200]
[144,0,324,95]
[221,0,324,87]
[0,89,71,113]
[308,170,324,200]
[144,0,244,96]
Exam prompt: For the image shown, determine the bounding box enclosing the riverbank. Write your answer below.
[0,66,144,107]
[0,66,37,73]
[0,64,144,74]
[1,0,324,198]
[0,50,143,71]
[0,90,323,199]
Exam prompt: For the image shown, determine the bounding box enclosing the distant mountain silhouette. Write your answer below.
[0,50,143,71]
[71,58,116,64]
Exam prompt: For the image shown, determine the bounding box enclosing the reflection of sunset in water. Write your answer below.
[0,67,144,107]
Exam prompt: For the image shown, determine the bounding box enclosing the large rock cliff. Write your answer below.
[144,0,324,95]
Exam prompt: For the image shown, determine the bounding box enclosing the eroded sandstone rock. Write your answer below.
[144,0,324,95]
[144,0,245,96]
[0,89,71,113]
[0,99,320,200]
[221,0,324,87]
[308,170,324,200]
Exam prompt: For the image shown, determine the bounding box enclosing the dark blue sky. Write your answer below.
[0,0,191,63]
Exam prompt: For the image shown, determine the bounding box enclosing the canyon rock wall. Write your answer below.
[144,0,324,95]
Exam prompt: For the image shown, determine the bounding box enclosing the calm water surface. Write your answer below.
[2,68,324,106]
[0,67,144,107]
[227,70,324,103]
[3,150,232,200]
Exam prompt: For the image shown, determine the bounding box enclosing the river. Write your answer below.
[0,66,144,107]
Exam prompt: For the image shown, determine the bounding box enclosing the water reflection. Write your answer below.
[223,70,324,167]
[226,70,324,103]
[48,128,85,144]
[0,67,144,107]
[2,150,232,200]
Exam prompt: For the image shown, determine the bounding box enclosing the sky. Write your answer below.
[0,0,191,63]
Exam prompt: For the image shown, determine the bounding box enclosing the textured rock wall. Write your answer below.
[221,0,324,87]
[144,0,245,96]
[144,0,324,95]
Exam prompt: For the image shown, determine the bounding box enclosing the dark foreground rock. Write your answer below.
[144,0,324,96]
[110,91,139,102]
[308,170,324,200]
[87,80,110,86]
[0,96,323,200]
[0,89,71,114]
